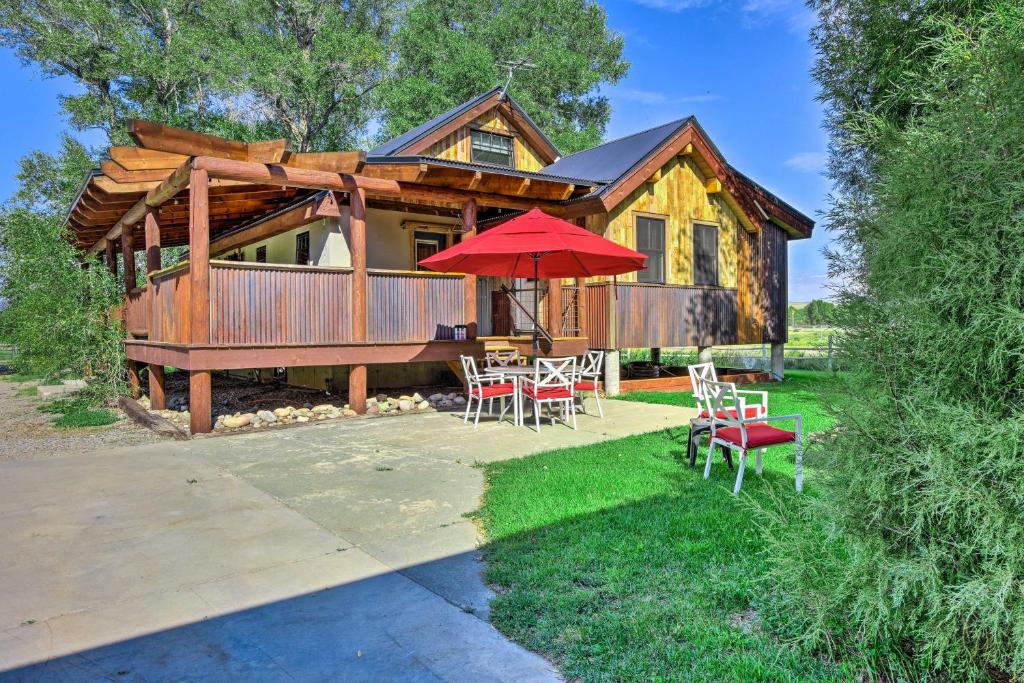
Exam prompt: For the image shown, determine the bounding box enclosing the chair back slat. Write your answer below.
[688,362,717,401]
[486,349,521,368]
[579,349,604,376]
[460,355,481,389]
[533,356,576,389]
[702,380,748,439]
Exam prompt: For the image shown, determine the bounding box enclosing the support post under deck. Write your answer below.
[188,167,213,434]
[348,187,368,414]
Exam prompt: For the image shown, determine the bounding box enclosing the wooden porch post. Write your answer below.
[462,199,477,337]
[348,187,368,414]
[144,207,166,409]
[105,239,118,278]
[547,278,562,337]
[188,167,212,433]
[120,229,136,293]
[576,277,589,340]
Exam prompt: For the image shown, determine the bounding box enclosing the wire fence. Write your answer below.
[621,335,838,373]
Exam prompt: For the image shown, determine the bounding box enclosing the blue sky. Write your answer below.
[0,0,832,301]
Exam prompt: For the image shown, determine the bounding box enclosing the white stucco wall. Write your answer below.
[229,208,459,270]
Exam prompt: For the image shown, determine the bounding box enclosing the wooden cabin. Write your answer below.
[65,87,813,433]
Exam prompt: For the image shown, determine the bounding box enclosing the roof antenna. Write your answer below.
[497,59,536,100]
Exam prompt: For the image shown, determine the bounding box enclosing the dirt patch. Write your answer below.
[0,379,164,462]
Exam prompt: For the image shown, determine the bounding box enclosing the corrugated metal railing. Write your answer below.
[367,270,465,342]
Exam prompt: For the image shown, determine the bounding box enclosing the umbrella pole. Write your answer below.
[532,255,540,356]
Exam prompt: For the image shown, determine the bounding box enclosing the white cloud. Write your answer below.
[742,0,815,32]
[784,152,827,173]
[614,88,670,105]
[630,0,711,12]
[611,88,721,106]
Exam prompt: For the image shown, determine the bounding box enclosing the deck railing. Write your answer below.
[367,269,465,342]
[584,281,738,349]
[209,261,354,345]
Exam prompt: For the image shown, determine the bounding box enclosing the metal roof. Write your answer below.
[534,118,693,185]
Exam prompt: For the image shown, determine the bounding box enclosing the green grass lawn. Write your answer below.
[475,371,851,682]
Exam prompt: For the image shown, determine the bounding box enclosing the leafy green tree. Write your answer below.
[803,299,836,325]
[0,137,125,393]
[761,4,1024,679]
[378,0,628,154]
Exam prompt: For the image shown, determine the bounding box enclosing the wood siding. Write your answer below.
[367,271,465,342]
[124,288,149,336]
[423,108,546,172]
[209,262,354,345]
[604,155,740,288]
[150,267,191,344]
[582,282,737,349]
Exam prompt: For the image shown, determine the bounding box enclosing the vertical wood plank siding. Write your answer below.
[367,271,465,342]
[759,224,788,343]
[124,288,150,335]
[209,263,353,345]
[150,267,191,344]
[584,283,610,349]
[583,282,737,349]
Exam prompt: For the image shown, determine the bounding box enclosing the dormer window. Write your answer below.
[470,129,514,167]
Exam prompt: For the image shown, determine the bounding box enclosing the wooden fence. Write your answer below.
[366,270,465,342]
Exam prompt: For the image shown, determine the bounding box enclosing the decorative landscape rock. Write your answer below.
[222,413,255,429]
[257,410,277,423]
[398,399,414,412]
[417,400,430,410]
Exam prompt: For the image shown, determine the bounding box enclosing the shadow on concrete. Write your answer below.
[0,550,555,683]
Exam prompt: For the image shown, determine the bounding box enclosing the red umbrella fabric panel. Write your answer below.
[417,208,647,278]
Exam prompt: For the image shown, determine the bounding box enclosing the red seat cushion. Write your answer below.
[470,383,515,398]
[574,381,598,391]
[523,386,572,400]
[699,406,764,420]
[716,423,796,448]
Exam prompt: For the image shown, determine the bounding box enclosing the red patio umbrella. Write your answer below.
[418,208,647,352]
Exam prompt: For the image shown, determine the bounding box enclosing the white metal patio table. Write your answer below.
[483,366,536,426]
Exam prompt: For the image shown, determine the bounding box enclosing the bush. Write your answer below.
[54,409,119,429]
[761,7,1024,680]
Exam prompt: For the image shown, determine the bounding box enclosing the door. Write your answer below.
[414,231,447,270]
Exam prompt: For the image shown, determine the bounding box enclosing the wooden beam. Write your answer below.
[467,171,482,190]
[679,143,694,157]
[547,278,562,337]
[283,151,366,173]
[462,199,478,335]
[650,168,663,183]
[144,206,162,276]
[515,178,531,196]
[88,158,194,254]
[110,146,189,170]
[101,160,176,183]
[148,364,166,410]
[209,193,333,256]
[188,167,212,434]
[120,228,136,292]
[192,156,400,196]
[495,100,560,165]
[189,370,212,435]
[705,178,723,194]
[349,187,368,414]
[130,120,249,161]
[558,184,576,200]
[390,182,562,212]
[105,239,117,278]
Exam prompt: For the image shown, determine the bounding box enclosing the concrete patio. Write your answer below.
[0,398,694,681]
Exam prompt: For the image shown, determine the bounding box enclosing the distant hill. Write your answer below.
[789,301,809,309]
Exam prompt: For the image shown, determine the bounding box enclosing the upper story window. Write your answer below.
[295,231,310,265]
[470,129,514,167]
[635,215,666,284]
[255,245,267,263]
[693,223,719,286]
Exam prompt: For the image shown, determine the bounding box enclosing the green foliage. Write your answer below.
[765,4,1024,679]
[54,408,119,428]
[0,138,126,398]
[378,0,628,154]
[38,396,93,414]
[477,372,850,681]
[791,299,838,326]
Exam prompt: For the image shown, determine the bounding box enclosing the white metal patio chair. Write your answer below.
[574,350,604,417]
[521,356,577,433]
[700,380,803,495]
[688,362,768,422]
[460,355,517,428]
[485,349,523,368]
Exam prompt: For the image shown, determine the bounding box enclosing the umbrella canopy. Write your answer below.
[417,208,646,278]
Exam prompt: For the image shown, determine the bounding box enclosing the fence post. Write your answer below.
[827,334,834,371]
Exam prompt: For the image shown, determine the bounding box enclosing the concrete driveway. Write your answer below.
[0,399,693,681]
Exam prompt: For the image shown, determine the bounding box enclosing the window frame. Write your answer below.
[691,221,720,287]
[469,128,516,168]
[255,245,267,264]
[633,212,668,284]
[404,221,454,270]
[295,231,310,266]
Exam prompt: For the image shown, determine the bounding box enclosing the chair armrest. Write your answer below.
[744,413,802,434]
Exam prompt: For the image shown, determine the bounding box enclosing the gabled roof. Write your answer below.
[538,116,813,238]
[369,87,560,163]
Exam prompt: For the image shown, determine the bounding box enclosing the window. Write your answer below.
[635,216,666,283]
[693,223,719,286]
[295,231,310,265]
[255,245,267,263]
[413,231,447,270]
[470,129,514,167]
